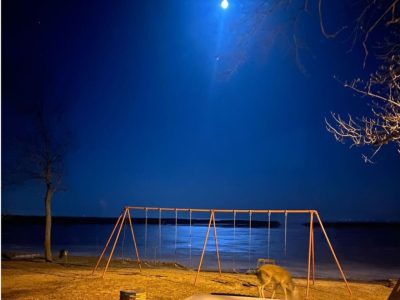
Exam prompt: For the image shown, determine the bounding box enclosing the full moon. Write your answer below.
[221,0,229,9]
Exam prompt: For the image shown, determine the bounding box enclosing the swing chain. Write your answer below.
[175,209,178,259]
[284,210,288,257]
[233,210,236,271]
[159,208,162,260]
[248,210,252,271]
[267,211,271,259]
[144,208,148,259]
[189,209,192,268]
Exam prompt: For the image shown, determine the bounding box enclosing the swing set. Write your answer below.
[92,206,352,298]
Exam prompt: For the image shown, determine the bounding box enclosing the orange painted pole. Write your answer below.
[311,226,315,285]
[102,208,128,277]
[211,211,222,275]
[306,211,314,299]
[125,206,314,214]
[92,212,123,274]
[126,209,142,272]
[315,212,352,295]
[194,211,214,285]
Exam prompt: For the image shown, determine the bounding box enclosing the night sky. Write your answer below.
[2,0,400,220]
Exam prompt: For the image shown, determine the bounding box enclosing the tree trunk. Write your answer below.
[44,184,54,262]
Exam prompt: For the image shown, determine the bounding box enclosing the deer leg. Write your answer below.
[258,284,264,298]
[271,282,277,299]
[283,287,288,300]
[262,284,267,298]
[261,277,272,298]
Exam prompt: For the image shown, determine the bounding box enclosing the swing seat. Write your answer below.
[257,258,276,267]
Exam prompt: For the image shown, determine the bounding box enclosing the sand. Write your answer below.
[1,256,393,300]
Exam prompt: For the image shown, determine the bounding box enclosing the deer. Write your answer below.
[256,264,298,299]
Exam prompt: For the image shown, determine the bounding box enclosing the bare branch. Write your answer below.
[327,55,400,161]
[362,0,400,67]
[318,0,347,39]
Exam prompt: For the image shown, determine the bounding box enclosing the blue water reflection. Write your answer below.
[2,220,400,280]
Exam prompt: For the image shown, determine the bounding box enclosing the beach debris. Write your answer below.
[140,260,188,270]
[120,288,146,300]
[185,294,264,299]
[211,278,239,287]
[2,252,41,260]
[212,292,265,298]
[245,269,256,275]
[387,279,399,288]
[241,281,256,288]
[59,249,69,263]
[173,262,187,269]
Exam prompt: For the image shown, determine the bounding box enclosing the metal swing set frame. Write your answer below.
[92,206,352,298]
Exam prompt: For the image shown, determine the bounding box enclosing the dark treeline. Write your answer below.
[5,216,400,228]
[303,222,400,229]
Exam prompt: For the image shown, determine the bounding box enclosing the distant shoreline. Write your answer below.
[303,221,400,228]
[1,215,280,228]
[3,215,400,228]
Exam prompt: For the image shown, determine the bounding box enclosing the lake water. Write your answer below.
[2,216,400,281]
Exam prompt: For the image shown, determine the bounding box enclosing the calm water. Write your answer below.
[2,217,400,281]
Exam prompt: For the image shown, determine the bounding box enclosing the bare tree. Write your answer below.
[33,105,67,262]
[3,67,70,262]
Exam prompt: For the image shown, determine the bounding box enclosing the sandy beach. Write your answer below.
[1,256,393,300]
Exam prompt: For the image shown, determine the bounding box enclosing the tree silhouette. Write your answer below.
[3,67,71,262]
